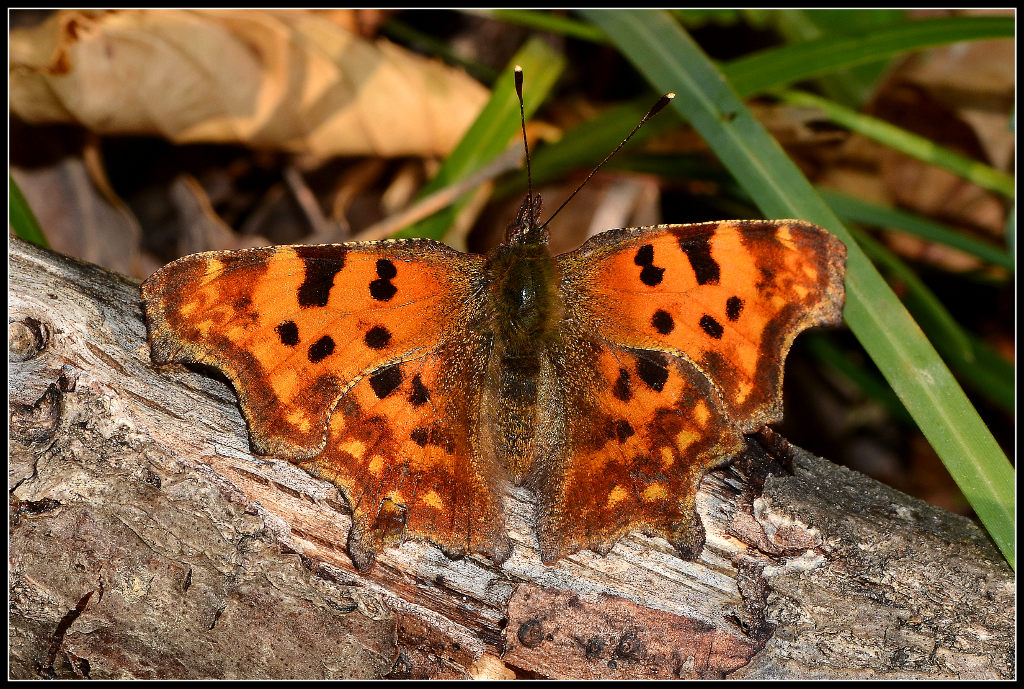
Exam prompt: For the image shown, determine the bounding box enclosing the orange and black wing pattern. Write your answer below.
[142,240,509,569]
[534,220,845,561]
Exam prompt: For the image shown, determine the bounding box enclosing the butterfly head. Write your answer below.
[506,193,547,247]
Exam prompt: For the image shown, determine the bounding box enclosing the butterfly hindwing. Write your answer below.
[296,337,509,570]
[532,333,745,563]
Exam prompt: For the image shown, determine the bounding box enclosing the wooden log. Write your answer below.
[8,237,1014,679]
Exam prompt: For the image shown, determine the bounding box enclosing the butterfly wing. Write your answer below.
[533,336,745,563]
[142,241,509,569]
[561,220,846,431]
[536,220,845,562]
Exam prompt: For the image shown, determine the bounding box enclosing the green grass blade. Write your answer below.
[725,15,1015,98]
[582,9,1014,569]
[483,9,607,42]
[9,175,49,248]
[398,37,565,240]
[764,9,905,106]
[779,89,1015,198]
[849,226,1015,413]
[821,188,1015,271]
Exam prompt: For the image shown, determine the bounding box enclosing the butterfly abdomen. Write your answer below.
[484,240,564,481]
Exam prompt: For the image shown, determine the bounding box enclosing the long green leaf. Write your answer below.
[582,9,1014,569]
[779,89,1015,198]
[764,9,905,106]
[725,15,1014,98]
[821,188,1015,271]
[483,9,607,42]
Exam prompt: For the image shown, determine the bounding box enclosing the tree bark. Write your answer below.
[8,237,1014,679]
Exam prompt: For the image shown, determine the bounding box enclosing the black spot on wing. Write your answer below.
[376,258,397,279]
[700,315,724,339]
[364,325,391,350]
[726,296,744,321]
[614,419,635,442]
[634,244,654,265]
[675,233,720,285]
[308,335,335,363]
[276,320,299,346]
[369,363,403,399]
[369,259,398,302]
[613,368,633,402]
[652,309,675,335]
[635,353,669,392]
[410,427,429,447]
[295,246,346,308]
[633,244,665,287]
[408,425,454,452]
[409,374,430,406]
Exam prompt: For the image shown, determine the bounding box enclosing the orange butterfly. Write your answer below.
[141,79,846,571]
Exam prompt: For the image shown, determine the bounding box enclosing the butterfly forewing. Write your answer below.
[558,220,846,432]
[144,241,480,455]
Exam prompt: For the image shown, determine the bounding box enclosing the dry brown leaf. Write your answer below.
[310,9,394,38]
[804,28,1012,275]
[897,39,1014,172]
[170,176,271,256]
[10,9,488,157]
[11,154,149,278]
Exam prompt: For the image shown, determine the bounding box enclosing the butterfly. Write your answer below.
[141,82,846,572]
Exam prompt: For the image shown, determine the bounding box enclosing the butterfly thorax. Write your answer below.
[486,241,560,352]
[484,197,565,481]
[488,195,561,352]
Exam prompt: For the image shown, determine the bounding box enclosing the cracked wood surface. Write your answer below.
[8,237,1014,679]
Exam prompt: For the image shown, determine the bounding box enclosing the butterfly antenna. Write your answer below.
[540,92,675,231]
[514,65,535,218]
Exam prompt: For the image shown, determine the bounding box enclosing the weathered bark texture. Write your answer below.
[9,237,1014,679]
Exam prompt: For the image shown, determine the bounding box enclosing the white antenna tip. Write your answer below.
[665,92,676,99]
[514,65,523,73]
